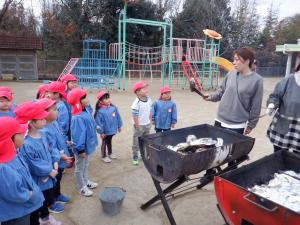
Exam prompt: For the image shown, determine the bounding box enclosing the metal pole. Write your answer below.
[285,53,292,78]
[162,25,167,86]
[117,14,122,89]
[168,19,173,87]
[122,3,127,90]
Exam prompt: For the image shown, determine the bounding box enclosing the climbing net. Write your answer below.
[125,42,168,66]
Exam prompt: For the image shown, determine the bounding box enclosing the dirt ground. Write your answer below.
[1,77,280,225]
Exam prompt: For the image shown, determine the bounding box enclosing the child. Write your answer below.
[60,73,78,93]
[45,81,70,143]
[67,88,98,196]
[151,86,177,132]
[36,84,49,100]
[16,102,62,225]
[0,90,16,118]
[0,117,44,225]
[131,81,152,165]
[37,98,73,211]
[94,91,123,163]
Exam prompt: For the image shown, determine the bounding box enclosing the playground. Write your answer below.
[1,77,279,225]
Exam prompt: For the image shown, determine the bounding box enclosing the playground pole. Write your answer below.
[122,3,127,90]
[117,10,122,89]
[162,25,166,86]
[167,19,173,87]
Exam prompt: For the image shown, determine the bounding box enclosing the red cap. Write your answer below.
[36,98,56,111]
[96,91,108,100]
[160,86,171,94]
[47,81,67,99]
[15,101,49,123]
[60,74,77,84]
[0,91,12,101]
[0,117,20,163]
[132,81,147,93]
[67,88,87,115]
[37,84,49,99]
[0,86,13,94]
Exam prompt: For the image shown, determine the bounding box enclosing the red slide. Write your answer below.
[181,60,206,98]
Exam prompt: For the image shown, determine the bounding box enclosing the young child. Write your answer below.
[45,82,70,143]
[131,81,152,165]
[0,117,44,225]
[36,84,49,100]
[151,86,177,132]
[67,88,98,196]
[60,73,78,94]
[94,91,123,163]
[37,98,73,211]
[0,90,16,118]
[15,102,62,225]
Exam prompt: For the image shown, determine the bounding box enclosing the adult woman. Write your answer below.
[266,62,300,152]
[202,47,263,177]
[205,47,263,135]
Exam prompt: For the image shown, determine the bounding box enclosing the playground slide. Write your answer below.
[211,57,234,72]
[181,60,205,97]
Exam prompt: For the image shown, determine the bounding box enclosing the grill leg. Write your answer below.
[141,176,186,210]
[152,177,177,225]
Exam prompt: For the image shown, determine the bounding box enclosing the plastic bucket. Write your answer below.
[99,187,126,216]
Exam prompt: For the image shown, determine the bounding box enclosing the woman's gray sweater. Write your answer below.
[210,70,264,129]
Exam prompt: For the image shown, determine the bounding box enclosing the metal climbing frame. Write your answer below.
[117,2,173,89]
[72,39,118,88]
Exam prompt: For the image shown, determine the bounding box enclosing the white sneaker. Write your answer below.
[109,153,117,159]
[39,215,62,225]
[87,180,98,189]
[102,156,112,163]
[80,186,93,197]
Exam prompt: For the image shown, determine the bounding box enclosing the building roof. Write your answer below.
[0,35,42,50]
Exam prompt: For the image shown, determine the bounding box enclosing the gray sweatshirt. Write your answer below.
[210,70,263,129]
[267,75,300,117]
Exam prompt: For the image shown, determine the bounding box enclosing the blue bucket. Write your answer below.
[99,187,126,216]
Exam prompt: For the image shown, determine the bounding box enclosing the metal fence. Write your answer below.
[256,67,286,77]
[38,59,67,80]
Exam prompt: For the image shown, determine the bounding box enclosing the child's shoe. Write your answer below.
[132,155,139,165]
[109,153,117,159]
[80,186,93,197]
[56,194,71,204]
[87,180,98,189]
[39,215,62,225]
[48,202,64,213]
[102,156,112,163]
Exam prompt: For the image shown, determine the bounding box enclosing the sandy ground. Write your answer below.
[1,77,280,225]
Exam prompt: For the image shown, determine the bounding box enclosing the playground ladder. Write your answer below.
[57,58,80,81]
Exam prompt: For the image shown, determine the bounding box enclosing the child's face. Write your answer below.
[45,91,59,100]
[81,96,89,107]
[13,134,24,149]
[0,97,11,112]
[67,81,78,90]
[46,105,58,122]
[101,97,110,105]
[30,119,46,130]
[161,92,171,100]
[136,87,148,97]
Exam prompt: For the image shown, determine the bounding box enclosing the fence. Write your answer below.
[38,59,68,80]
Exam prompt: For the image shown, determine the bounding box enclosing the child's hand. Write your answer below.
[100,134,106,139]
[118,128,122,133]
[53,162,58,170]
[49,169,58,178]
[61,154,73,164]
[79,152,86,158]
[171,124,175,128]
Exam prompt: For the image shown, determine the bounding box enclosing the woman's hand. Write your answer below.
[203,95,211,101]
[244,127,252,135]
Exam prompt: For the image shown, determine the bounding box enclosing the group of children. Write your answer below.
[0,76,177,225]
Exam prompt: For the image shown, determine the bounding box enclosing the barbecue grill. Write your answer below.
[215,150,300,225]
[139,124,255,225]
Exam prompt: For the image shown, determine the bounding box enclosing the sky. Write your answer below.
[2,0,300,23]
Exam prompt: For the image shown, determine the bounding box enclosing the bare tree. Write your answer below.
[0,0,14,25]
